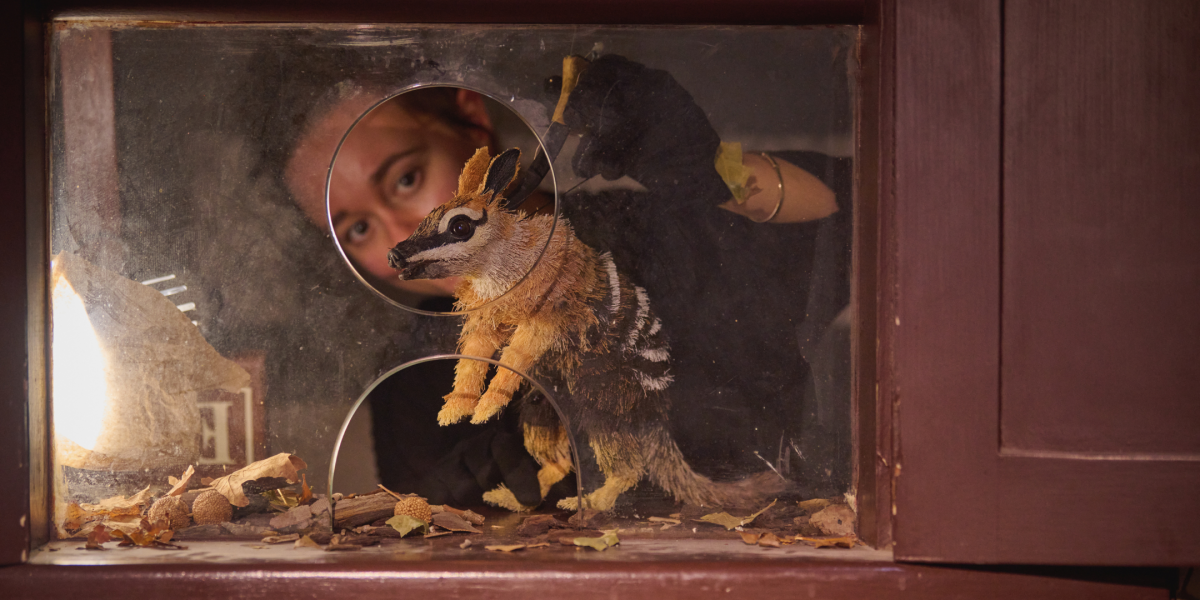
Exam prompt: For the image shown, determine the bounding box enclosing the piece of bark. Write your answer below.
[171,524,224,540]
[568,509,612,529]
[333,493,398,529]
[434,505,486,526]
[517,514,565,538]
[330,533,380,547]
[220,522,270,538]
[269,504,313,533]
[261,533,300,545]
[810,504,856,537]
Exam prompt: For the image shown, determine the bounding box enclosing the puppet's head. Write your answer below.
[386,147,521,282]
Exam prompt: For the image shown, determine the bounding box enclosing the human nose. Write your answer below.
[376,209,420,246]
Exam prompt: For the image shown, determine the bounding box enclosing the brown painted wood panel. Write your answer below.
[0,0,32,568]
[893,0,1200,565]
[1002,0,1200,456]
[890,0,1003,562]
[997,457,1200,565]
[0,561,1174,600]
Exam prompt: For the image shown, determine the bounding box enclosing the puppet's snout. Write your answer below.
[386,244,409,272]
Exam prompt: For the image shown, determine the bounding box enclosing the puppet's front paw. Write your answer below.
[438,392,479,425]
[482,484,538,513]
[470,390,512,424]
[555,496,581,511]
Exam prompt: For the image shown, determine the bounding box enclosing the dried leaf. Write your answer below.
[166,465,195,497]
[298,475,313,505]
[574,530,619,551]
[431,511,482,534]
[84,524,112,550]
[485,544,526,552]
[70,485,154,532]
[757,532,781,548]
[526,542,550,549]
[423,529,452,539]
[715,142,753,201]
[648,517,681,525]
[294,535,320,549]
[699,499,778,530]
[386,514,429,538]
[797,498,832,515]
[739,531,761,545]
[262,533,301,545]
[699,512,744,530]
[208,453,307,507]
[796,535,856,549]
[748,499,778,521]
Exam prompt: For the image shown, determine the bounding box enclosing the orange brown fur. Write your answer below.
[388,147,783,511]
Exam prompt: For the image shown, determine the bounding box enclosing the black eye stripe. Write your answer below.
[439,209,487,242]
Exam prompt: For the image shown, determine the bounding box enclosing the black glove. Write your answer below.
[562,55,730,208]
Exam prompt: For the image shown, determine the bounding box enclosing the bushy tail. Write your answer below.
[643,425,788,509]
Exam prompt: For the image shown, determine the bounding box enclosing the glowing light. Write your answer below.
[51,274,109,451]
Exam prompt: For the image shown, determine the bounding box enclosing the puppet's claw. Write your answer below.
[556,489,622,512]
[438,392,479,426]
[482,484,538,513]
[469,390,511,424]
[556,496,583,511]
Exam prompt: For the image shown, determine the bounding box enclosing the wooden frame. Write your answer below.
[6,0,892,571]
[0,0,1189,595]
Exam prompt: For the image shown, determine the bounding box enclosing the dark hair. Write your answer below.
[234,31,483,195]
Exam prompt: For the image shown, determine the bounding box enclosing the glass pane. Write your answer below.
[42,23,860,560]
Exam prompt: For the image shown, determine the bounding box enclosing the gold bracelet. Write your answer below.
[750,152,785,223]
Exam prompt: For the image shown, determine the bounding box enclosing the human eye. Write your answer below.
[392,168,422,194]
[343,219,371,245]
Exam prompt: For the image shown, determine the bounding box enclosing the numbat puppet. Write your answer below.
[387,147,780,511]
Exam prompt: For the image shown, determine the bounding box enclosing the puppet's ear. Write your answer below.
[457,147,492,197]
[480,148,521,201]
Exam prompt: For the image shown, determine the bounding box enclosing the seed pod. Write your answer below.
[393,496,432,524]
[147,495,191,530]
[192,490,233,525]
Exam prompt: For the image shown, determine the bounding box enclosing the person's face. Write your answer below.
[287,89,492,298]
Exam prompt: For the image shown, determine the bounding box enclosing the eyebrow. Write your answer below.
[330,145,425,231]
[370,145,424,187]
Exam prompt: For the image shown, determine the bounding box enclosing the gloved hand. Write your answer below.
[562,54,731,208]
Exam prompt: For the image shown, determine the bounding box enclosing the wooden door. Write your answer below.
[891,0,1200,565]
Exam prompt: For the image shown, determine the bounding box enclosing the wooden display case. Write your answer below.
[0,1,1194,598]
